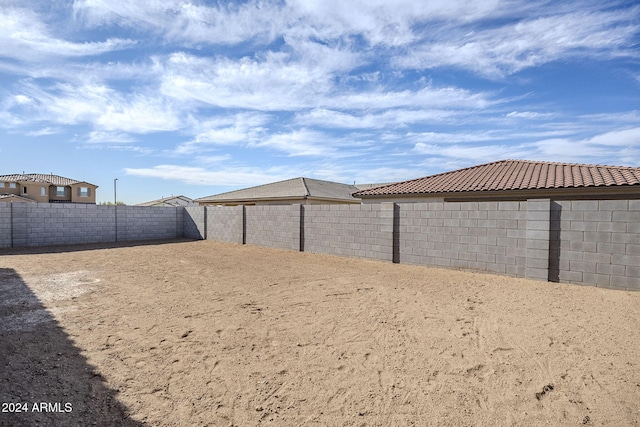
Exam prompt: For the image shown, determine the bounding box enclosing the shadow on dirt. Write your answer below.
[0,238,194,257]
[0,268,145,427]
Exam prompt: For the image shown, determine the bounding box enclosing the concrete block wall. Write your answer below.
[116,206,183,242]
[25,204,116,246]
[397,201,528,276]
[206,206,244,244]
[552,200,640,291]
[303,203,394,261]
[0,203,184,247]
[245,205,301,251]
[3,200,639,291]
[0,204,11,247]
[184,206,206,239]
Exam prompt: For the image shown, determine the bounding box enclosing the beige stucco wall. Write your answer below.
[20,182,50,203]
[70,183,97,204]
[0,182,19,195]
[0,182,49,202]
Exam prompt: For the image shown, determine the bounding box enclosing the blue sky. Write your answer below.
[1,0,639,204]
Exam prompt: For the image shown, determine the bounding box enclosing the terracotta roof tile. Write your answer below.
[353,160,640,197]
[0,173,95,187]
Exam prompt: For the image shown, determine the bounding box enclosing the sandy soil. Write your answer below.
[1,239,639,426]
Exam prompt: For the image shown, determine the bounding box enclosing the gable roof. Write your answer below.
[197,177,360,203]
[353,159,640,197]
[0,173,97,187]
[136,195,196,207]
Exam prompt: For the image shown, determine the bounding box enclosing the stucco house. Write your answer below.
[0,174,98,204]
[353,159,640,202]
[196,177,363,206]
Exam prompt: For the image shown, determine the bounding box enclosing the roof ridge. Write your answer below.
[503,159,640,170]
[202,177,301,198]
[26,173,79,180]
[300,177,310,197]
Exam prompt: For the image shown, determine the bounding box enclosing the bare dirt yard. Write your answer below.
[1,239,639,426]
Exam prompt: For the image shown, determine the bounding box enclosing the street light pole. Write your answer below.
[114,178,118,205]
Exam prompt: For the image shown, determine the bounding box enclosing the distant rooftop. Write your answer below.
[136,195,196,207]
[197,177,361,203]
[0,173,96,187]
[0,194,36,203]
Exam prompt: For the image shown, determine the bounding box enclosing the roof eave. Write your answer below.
[359,185,640,200]
[198,195,307,204]
[306,196,361,204]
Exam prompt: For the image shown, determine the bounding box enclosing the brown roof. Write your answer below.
[196,177,360,203]
[353,160,640,197]
[0,174,96,187]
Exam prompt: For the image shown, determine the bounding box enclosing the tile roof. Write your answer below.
[353,182,395,191]
[136,195,196,207]
[0,173,93,186]
[353,160,640,197]
[197,177,360,203]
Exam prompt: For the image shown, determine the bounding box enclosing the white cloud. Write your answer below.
[255,129,335,157]
[335,85,494,110]
[413,142,531,162]
[73,0,518,48]
[193,154,233,165]
[407,131,500,144]
[506,111,554,119]
[14,95,33,105]
[74,0,284,45]
[11,82,183,134]
[26,127,61,137]
[159,51,495,112]
[86,131,137,144]
[398,7,640,77]
[0,7,134,62]
[587,127,640,148]
[533,127,640,164]
[314,164,426,186]
[175,112,271,154]
[158,51,353,111]
[124,164,295,187]
[96,96,182,133]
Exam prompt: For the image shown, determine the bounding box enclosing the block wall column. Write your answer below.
[379,202,396,262]
[291,204,302,251]
[11,203,28,247]
[525,199,551,280]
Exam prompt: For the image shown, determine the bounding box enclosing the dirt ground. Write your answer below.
[1,239,639,426]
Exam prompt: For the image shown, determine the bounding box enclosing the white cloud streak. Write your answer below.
[398,7,640,77]
[0,8,134,62]
[10,82,183,134]
[124,164,296,187]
